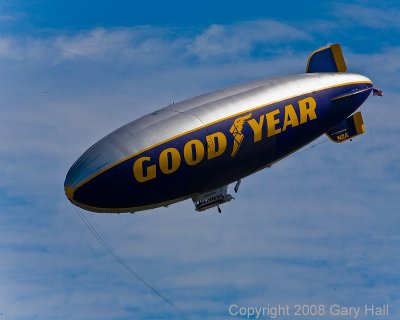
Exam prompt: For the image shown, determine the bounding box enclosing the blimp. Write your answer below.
[65,44,380,213]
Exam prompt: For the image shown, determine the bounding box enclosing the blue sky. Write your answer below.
[0,1,399,319]
[1,1,338,29]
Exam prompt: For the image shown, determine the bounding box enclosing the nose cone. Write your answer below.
[64,136,126,206]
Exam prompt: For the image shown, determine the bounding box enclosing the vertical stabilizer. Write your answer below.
[306,43,347,73]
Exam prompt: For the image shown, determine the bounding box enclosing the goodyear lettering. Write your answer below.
[298,96,317,124]
[184,139,204,165]
[206,132,227,159]
[247,116,264,142]
[159,148,181,174]
[266,109,281,137]
[248,97,317,140]
[133,156,156,182]
[282,104,299,131]
[133,133,225,182]
[133,96,318,183]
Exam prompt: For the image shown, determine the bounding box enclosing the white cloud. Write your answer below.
[52,27,182,64]
[0,26,183,66]
[0,21,310,65]
[189,20,312,61]
[54,28,128,59]
[335,4,400,29]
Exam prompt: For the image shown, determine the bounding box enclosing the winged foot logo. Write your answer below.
[230,113,252,157]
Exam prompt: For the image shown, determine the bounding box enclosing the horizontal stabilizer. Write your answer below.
[306,43,347,73]
[326,112,365,143]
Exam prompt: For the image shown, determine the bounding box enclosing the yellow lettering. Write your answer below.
[266,109,281,137]
[298,96,317,124]
[206,132,227,159]
[248,116,265,142]
[282,104,299,131]
[159,148,181,174]
[133,156,156,182]
[184,139,205,166]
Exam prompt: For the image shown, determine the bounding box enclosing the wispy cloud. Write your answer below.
[54,28,133,59]
[189,20,312,61]
[0,20,311,65]
[0,27,185,65]
[52,27,185,65]
[335,4,400,29]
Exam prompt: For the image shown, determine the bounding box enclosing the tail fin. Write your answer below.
[306,43,347,73]
[326,112,365,143]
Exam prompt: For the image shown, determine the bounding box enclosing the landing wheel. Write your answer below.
[217,206,222,213]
